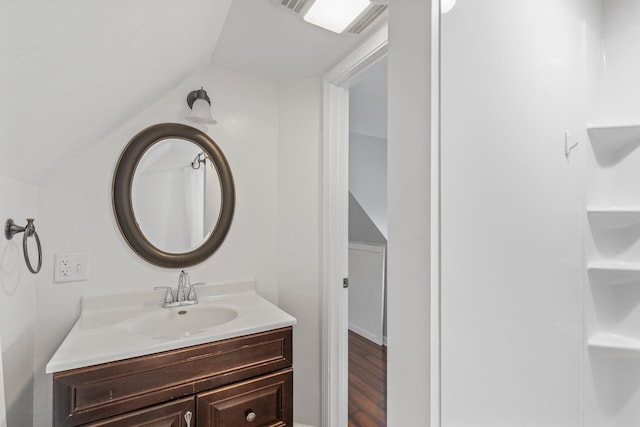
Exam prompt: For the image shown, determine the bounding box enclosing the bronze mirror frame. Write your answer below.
[112,123,235,268]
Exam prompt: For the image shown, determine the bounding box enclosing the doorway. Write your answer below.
[320,23,388,427]
[322,3,439,426]
[347,57,388,427]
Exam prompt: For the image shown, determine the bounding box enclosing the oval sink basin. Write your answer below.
[125,305,238,336]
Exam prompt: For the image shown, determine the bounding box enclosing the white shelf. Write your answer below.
[587,262,640,286]
[588,334,640,359]
[587,207,640,229]
[587,123,640,151]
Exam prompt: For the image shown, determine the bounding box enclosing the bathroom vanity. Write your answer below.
[47,282,295,427]
[48,124,299,425]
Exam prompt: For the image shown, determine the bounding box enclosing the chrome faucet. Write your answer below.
[176,270,188,301]
[154,270,200,308]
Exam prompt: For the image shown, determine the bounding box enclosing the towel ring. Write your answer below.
[4,218,42,274]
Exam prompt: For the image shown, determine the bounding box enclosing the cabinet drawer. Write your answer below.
[197,369,293,427]
[54,328,292,427]
[83,397,194,427]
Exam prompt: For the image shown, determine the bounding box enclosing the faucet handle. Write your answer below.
[187,282,206,301]
[154,286,175,304]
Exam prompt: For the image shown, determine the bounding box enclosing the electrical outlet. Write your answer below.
[54,253,89,283]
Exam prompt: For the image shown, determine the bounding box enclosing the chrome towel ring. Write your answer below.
[4,218,42,274]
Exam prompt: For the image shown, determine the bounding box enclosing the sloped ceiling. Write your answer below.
[0,0,386,184]
[211,0,384,80]
[0,0,233,184]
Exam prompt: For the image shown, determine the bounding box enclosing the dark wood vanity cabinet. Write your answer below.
[53,328,293,427]
[197,370,292,427]
[83,397,195,427]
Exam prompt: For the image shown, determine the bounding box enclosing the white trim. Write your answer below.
[430,0,442,426]
[349,324,382,345]
[321,79,349,427]
[322,23,388,427]
[348,242,387,252]
[325,24,389,88]
[0,335,6,427]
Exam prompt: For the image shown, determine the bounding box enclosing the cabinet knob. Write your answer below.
[245,410,257,422]
[184,410,192,427]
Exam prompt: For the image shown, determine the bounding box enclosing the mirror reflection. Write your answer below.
[113,122,235,268]
[132,139,222,253]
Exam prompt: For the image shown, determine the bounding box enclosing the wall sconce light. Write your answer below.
[186,87,217,124]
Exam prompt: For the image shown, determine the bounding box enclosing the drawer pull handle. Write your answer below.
[184,410,193,427]
[246,410,257,422]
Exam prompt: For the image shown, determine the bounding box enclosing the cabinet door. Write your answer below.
[84,397,195,427]
[197,370,293,427]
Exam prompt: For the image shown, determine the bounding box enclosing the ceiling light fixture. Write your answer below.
[186,87,217,124]
[303,0,371,34]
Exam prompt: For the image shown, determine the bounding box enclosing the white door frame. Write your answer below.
[321,25,388,427]
[321,1,441,425]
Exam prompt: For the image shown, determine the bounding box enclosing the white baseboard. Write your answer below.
[348,324,383,346]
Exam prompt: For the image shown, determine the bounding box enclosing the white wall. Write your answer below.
[32,65,282,426]
[349,132,388,237]
[277,79,323,427]
[597,0,640,123]
[0,177,37,427]
[387,0,433,425]
[349,56,388,141]
[441,0,599,425]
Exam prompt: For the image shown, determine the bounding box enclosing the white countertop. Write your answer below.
[46,281,296,373]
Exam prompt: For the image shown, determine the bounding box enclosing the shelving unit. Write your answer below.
[587,207,640,229]
[587,262,640,286]
[588,334,640,359]
[587,123,640,152]
[585,121,640,427]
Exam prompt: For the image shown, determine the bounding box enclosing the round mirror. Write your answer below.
[113,123,235,268]
[132,138,222,253]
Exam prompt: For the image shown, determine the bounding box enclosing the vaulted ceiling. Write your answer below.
[1,0,233,184]
[212,0,378,80]
[0,0,385,184]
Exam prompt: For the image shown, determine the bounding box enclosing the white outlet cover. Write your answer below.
[54,253,89,283]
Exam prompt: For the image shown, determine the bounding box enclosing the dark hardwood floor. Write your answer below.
[348,330,387,427]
